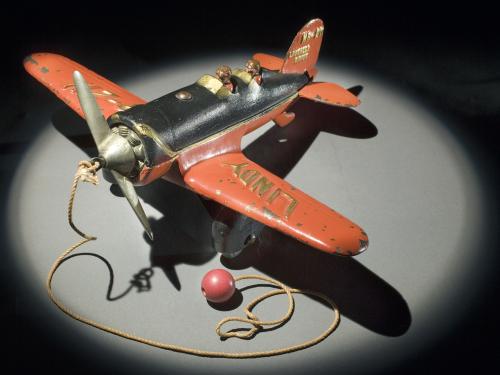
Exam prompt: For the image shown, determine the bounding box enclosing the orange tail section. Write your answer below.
[281,19,324,77]
[299,82,360,108]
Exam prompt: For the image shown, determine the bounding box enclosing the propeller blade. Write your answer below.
[111,170,153,241]
[73,71,110,149]
[73,71,151,240]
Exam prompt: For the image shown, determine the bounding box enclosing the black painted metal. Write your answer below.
[109,70,309,167]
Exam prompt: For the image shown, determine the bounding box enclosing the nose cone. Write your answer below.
[99,133,136,176]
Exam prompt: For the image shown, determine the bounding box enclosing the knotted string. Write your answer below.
[46,161,341,358]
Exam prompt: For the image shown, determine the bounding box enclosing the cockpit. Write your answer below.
[196,59,262,98]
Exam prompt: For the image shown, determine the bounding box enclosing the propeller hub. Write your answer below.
[99,132,136,177]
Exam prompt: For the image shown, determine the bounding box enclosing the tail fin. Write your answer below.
[281,19,324,77]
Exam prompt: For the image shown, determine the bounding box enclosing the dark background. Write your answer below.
[2,2,499,373]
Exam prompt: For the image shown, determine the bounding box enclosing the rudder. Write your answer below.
[281,19,324,77]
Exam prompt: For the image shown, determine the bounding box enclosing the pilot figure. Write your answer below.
[245,59,262,84]
[215,65,234,92]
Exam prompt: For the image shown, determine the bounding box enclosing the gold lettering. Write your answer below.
[282,192,298,218]
[63,84,131,112]
[224,162,249,177]
[267,189,298,219]
[300,32,308,44]
[240,169,260,186]
[300,30,317,44]
[289,45,310,58]
[294,54,309,63]
[267,188,282,203]
[251,177,274,197]
[315,26,324,38]
[288,45,310,64]
[223,163,299,219]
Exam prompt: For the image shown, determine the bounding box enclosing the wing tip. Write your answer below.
[349,235,369,256]
[23,52,68,76]
[23,54,39,73]
[325,229,369,256]
[355,238,369,255]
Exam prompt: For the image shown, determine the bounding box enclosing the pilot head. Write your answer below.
[216,65,232,83]
[245,59,261,76]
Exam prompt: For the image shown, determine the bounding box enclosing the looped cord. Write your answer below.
[67,160,100,240]
[47,160,341,358]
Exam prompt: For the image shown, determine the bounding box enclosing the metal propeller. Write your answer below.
[73,71,153,240]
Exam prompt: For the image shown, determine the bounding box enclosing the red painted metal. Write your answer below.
[24,53,146,119]
[274,111,296,127]
[24,19,370,257]
[184,152,368,256]
[281,19,324,77]
[253,53,284,71]
[299,82,360,107]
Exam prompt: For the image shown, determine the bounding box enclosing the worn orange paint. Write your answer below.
[299,82,360,107]
[274,111,296,127]
[136,158,176,186]
[24,53,146,119]
[178,126,245,174]
[184,152,368,256]
[25,20,370,257]
[253,53,284,71]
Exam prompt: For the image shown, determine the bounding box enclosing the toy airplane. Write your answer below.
[24,19,368,257]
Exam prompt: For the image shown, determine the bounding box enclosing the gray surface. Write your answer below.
[8,56,485,374]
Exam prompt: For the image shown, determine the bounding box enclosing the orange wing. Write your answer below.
[24,53,146,119]
[299,82,360,107]
[184,153,368,256]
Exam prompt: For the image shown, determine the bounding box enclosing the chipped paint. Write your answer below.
[23,52,369,257]
[24,55,38,65]
[185,152,368,256]
[359,239,369,252]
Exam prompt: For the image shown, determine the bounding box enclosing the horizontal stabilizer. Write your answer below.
[299,82,360,107]
[253,53,284,71]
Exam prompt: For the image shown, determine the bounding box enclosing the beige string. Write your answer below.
[47,160,341,358]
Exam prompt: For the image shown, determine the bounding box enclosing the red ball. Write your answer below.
[201,269,235,303]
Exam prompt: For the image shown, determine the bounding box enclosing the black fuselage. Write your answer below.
[109,70,309,168]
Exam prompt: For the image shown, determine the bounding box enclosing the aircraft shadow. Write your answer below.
[52,109,218,292]
[51,86,411,337]
[225,93,410,336]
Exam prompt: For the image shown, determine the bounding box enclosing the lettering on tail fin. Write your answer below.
[281,19,324,77]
